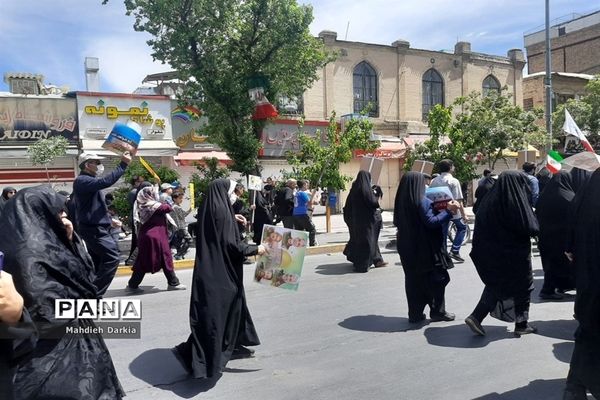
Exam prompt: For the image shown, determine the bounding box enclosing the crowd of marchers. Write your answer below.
[0,153,598,400]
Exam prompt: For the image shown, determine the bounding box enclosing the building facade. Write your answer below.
[522,72,592,112]
[279,32,526,209]
[525,10,600,75]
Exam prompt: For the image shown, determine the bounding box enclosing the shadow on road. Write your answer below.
[423,324,514,348]
[553,341,574,364]
[129,348,220,398]
[105,285,164,298]
[471,378,567,400]
[527,319,577,341]
[338,314,430,333]
[315,262,356,275]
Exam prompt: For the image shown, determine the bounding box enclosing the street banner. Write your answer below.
[254,225,308,291]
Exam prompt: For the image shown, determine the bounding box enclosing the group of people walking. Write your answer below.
[1,149,599,399]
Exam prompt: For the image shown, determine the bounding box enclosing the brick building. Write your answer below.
[522,72,592,112]
[524,9,600,75]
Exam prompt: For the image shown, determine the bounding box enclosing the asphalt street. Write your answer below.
[105,244,581,400]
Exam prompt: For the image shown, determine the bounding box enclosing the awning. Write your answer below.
[81,139,178,156]
[0,146,79,158]
[354,141,407,159]
[174,151,232,166]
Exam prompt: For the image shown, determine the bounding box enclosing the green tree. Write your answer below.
[27,136,69,182]
[552,74,600,149]
[108,0,332,175]
[122,159,180,184]
[286,112,378,191]
[189,157,231,207]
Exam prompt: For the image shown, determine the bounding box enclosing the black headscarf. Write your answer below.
[394,172,448,273]
[570,167,593,194]
[571,168,600,339]
[182,179,259,379]
[536,170,575,226]
[473,176,496,214]
[0,186,124,399]
[0,186,97,311]
[343,171,380,270]
[536,167,553,194]
[2,187,16,200]
[470,171,539,297]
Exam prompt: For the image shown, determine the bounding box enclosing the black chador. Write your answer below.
[173,179,260,379]
[343,171,381,272]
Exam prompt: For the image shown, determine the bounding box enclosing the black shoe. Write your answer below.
[539,291,564,300]
[465,315,486,336]
[430,311,456,322]
[409,313,426,323]
[231,345,255,360]
[514,324,538,336]
[449,252,465,262]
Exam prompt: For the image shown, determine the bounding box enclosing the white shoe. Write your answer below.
[167,284,187,291]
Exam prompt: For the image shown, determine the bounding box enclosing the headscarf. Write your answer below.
[570,167,593,194]
[135,186,161,226]
[346,171,379,211]
[0,186,97,330]
[536,170,575,221]
[393,171,426,232]
[473,176,496,214]
[475,170,539,237]
[2,187,16,200]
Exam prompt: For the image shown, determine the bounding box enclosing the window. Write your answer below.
[277,94,304,115]
[482,75,501,97]
[523,98,534,111]
[422,69,444,121]
[353,61,378,117]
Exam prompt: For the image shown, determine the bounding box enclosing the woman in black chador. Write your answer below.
[343,171,384,272]
[172,179,266,379]
[0,186,124,399]
[465,171,539,337]
[394,172,459,323]
[252,188,273,244]
[535,170,576,300]
[563,168,600,399]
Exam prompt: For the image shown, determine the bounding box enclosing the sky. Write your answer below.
[0,0,596,94]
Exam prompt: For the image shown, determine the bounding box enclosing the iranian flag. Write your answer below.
[563,109,594,152]
[547,150,563,174]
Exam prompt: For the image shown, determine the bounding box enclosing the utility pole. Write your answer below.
[544,0,553,151]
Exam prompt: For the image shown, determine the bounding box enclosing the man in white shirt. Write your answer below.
[430,159,467,262]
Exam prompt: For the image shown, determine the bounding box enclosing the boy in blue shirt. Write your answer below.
[292,180,317,246]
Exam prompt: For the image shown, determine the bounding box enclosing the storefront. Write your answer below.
[76,92,178,169]
[0,94,79,189]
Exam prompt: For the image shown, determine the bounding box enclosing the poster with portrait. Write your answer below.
[254,225,308,291]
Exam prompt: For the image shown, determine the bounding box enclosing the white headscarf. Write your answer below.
[228,179,238,205]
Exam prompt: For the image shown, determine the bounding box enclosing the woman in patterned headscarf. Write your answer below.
[127,186,185,291]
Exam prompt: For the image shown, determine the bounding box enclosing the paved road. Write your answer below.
[105,244,579,400]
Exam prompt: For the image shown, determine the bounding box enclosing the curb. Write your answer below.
[115,243,349,277]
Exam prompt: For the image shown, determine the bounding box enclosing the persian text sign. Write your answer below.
[0,97,78,145]
[77,93,173,140]
[260,119,329,157]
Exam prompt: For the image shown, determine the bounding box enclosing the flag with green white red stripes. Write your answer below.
[547,150,563,174]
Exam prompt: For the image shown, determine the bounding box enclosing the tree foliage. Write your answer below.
[110,0,332,175]
[405,89,547,179]
[122,159,180,184]
[190,157,231,206]
[286,113,378,191]
[552,74,600,147]
[27,136,69,182]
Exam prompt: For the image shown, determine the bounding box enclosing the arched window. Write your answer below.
[353,61,378,116]
[482,75,501,97]
[422,69,444,121]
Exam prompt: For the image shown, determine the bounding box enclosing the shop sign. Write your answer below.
[0,97,78,145]
[77,94,172,140]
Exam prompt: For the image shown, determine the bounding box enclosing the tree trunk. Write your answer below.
[326,205,331,233]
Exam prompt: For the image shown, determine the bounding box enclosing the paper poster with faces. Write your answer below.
[254,224,309,291]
